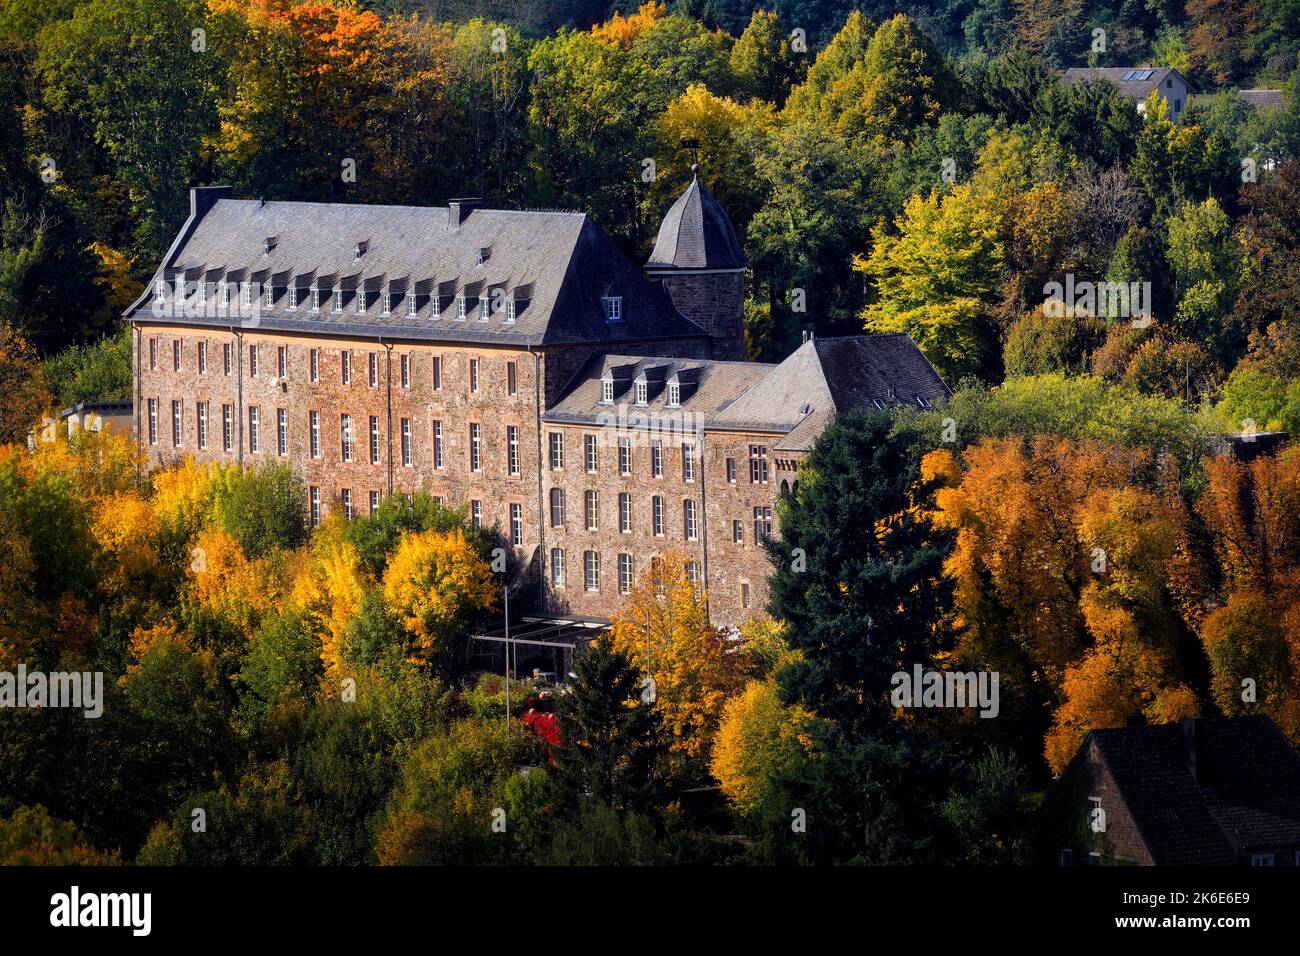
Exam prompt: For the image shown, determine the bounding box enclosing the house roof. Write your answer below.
[1240,88,1285,110]
[126,189,710,349]
[1059,66,1188,100]
[1090,716,1300,865]
[645,166,747,272]
[544,334,950,447]
[711,334,951,443]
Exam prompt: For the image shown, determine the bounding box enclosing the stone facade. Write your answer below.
[651,271,747,362]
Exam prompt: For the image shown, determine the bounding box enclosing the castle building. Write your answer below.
[126,170,948,626]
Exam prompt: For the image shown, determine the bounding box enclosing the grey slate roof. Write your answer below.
[127,190,710,348]
[544,334,950,450]
[1091,716,1300,865]
[645,166,747,272]
[1059,66,1188,100]
[543,354,773,426]
[711,334,951,446]
[1240,88,1285,110]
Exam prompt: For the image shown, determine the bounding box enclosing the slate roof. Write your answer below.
[711,335,951,446]
[1090,716,1300,865]
[545,334,949,449]
[543,354,772,426]
[645,166,747,272]
[1240,88,1285,110]
[1059,66,1188,100]
[126,188,710,349]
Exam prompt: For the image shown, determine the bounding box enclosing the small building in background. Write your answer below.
[1059,66,1192,123]
[33,400,134,446]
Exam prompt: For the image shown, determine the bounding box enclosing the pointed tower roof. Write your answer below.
[645,165,746,272]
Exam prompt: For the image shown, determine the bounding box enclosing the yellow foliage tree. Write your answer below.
[609,550,752,771]
[590,1,665,48]
[291,515,367,681]
[712,672,820,816]
[381,528,495,669]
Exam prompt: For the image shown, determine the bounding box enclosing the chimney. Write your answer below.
[448,198,483,227]
[190,185,234,220]
[1183,717,1207,786]
[1125,712,1146,727]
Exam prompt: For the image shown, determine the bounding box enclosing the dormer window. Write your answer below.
[289,287,298,309]
[667,380,680,407]
[381,293,391,316]
[478,293,489,319]
[220,282,232,308]
[603,296,623,322]
[407,292,417,316]
[154,279,166,305]
[635,379,648,405]
[506,297,516,323]
[311,288,321,312]
[197,282,207,310]
[477,247,490,266]
[355,290,366,314]
[430,293,440,319]
[601,376,614,404]
[331,289,341,312]
[354,240,368,261]
[456,295,467,320]
[264,284,274,308]
[242,283,253,308]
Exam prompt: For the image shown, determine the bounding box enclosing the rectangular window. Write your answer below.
[584,550,600,591]
[197,402,208,449]
[549,432,564,470]
[248,344,258,378]
[341,488,353,520]
[400,354,410,388]
[653,496,664,536]
[149,338,158,371]
[171,400,182,447]
[278,345,287,379]
[289,286,298,309]
[277,408,288,456]
[341,414,353,462]
[223,343,232,376]
[341,351,351,385]
[470,500,482,529]
[601,378,613,403]
[407,292,416,316]
[507,425,520,476]
[651,440,663,478]
[506,361,517,396]
[173,339,181,372]
[469,423,481,471]
[741,582,751,609]
[726,458,737,483]
[433,420,444,469]
[684,499,698,540]
[198,341,207,374]
[369,416,380,465]
[310,348,319,382]
[585,434,597,473]
[682,442,695,482]
[550,488,565,527]
[248,407,260,453]
[401,418,412,467]
[619,438,631,476]
[368,352,379,387]
[370,490,380,514]
[618,554,633,594]
[309,487,320,526]
[469,358,479,393]
[754,506,772,543]
[619,493,631,533]
[585,490,599,531]
[223,405,233,452]
[750,445,769,484]
[551,548,566,588]
[310,411,320,458]
[432,356,442,390]
[510,503,523,547]
[667,381,680,407]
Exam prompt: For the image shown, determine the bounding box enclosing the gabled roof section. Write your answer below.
[710,334,950,440]
[1090,716,1300,865]
[127,190,708,348]
[1059,66,1190,99]
[645,166,746,272]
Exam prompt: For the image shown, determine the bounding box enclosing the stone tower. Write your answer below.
[645,165,747,361]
